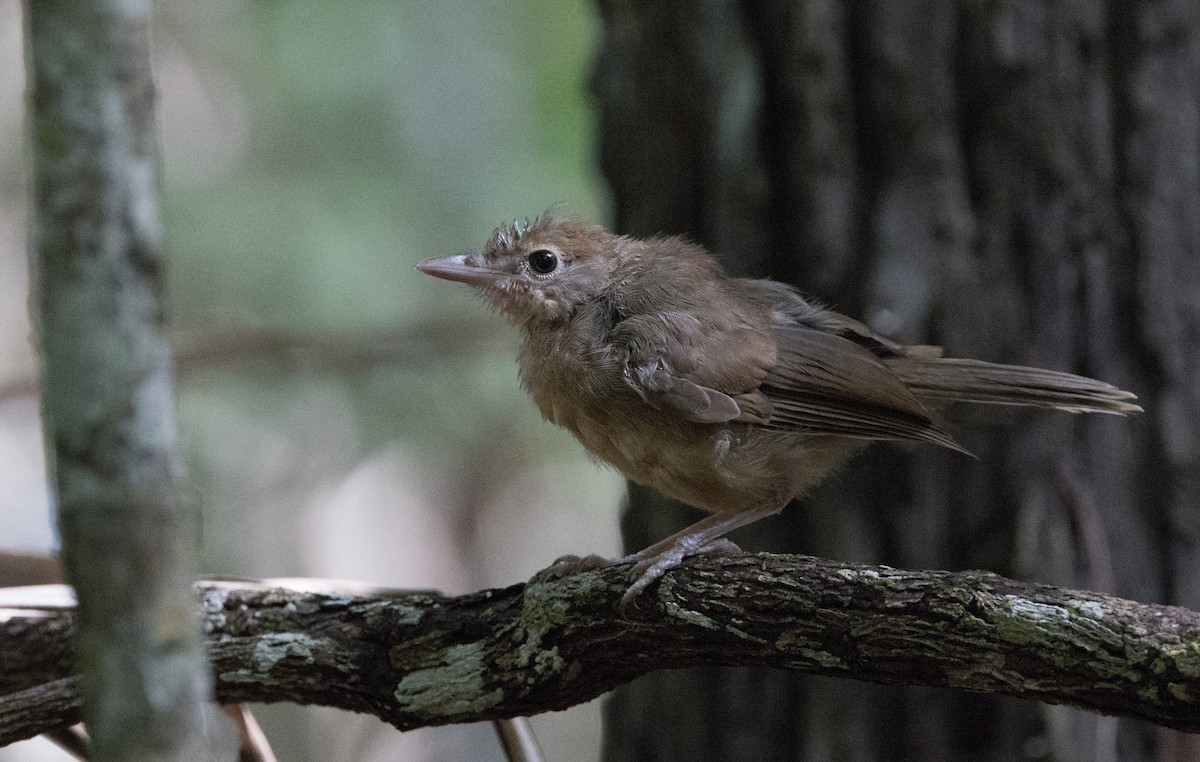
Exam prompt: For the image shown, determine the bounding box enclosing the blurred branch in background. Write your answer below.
[3,556,1200,746]
[0,317,502,404]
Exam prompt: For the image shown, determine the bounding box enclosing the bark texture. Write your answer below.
[24,0,232,758]
[593,1,1200,760]
[2,561,1200,747]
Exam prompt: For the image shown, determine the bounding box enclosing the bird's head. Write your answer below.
[417,215,622,325]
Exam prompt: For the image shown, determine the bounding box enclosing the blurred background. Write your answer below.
[0,0,622,759]
[6,1,1199,760]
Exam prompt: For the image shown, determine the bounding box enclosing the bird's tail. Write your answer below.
[886,357,1142,415]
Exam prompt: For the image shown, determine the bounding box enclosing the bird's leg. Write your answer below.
[619,501,788,609]
[528,501,788,607]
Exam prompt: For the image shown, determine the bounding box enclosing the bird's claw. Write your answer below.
[619,537,743,613]
[530,539,744,614]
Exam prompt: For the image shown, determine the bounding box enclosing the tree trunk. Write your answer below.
[24,0,234,758]
[593,1,1200,760]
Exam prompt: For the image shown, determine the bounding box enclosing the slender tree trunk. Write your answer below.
[593,1,1200,760]
[24,0,233,758]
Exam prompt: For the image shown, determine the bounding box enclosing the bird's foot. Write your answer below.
[529,553,612,584]
[619,537,742,612]
[529,538,743,613]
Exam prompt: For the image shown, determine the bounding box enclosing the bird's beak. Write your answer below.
[415,252,502,287]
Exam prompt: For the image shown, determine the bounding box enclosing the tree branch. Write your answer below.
[2,554,1198,747]
[0,679,81,748]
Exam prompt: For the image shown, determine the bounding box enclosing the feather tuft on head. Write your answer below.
[487,207,568,253]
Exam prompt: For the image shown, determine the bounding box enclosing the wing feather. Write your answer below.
[611,308,775,425]
[760,325,967,452]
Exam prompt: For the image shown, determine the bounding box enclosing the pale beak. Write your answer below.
[415,252,503,287]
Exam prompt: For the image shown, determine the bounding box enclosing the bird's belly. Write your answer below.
[522,357,852,511]
[567,412,781,512]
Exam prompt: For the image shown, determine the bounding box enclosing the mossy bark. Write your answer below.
[2,559,1199,746]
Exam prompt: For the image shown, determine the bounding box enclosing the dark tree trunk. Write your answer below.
[593,1,1200,760]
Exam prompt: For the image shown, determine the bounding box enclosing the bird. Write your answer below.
[417,214,1141,608]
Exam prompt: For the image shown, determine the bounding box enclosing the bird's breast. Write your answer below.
[518,327,619,426]
[518,331,790,511]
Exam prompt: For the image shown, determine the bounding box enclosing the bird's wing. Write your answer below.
[741,278,908,354]
[734,278,963,450]
[608,277,964,450]
[762,325,966,451]
[610,311,776,425]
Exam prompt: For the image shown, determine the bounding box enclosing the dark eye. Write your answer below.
[528,249,558,274]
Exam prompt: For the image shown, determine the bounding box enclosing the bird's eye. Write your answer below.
[528,249,558,275]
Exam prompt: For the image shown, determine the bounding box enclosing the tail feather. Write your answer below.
[887,357,1142,415]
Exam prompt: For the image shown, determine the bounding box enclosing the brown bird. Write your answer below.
[417,215,1141,608]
